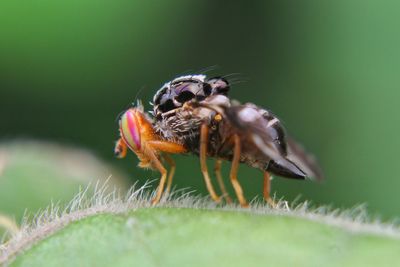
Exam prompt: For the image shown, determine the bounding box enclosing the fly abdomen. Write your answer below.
[266,159,306,179]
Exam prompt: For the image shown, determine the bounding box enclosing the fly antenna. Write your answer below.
[132,85,146,106]
[115,85,147,123]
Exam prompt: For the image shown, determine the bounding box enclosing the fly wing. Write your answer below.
[286,137,324,181]
[224,104,307,179]
[196,96,317,180]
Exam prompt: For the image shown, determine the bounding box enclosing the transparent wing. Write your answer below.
[286,137,324,181]
[197,96,323,180]
[224,104,307,179]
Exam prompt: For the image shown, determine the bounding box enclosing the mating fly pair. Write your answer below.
[114,75,323,207]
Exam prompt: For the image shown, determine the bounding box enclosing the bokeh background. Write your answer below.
[1,0,399,221]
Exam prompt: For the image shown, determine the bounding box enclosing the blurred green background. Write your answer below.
[1,0,399,220]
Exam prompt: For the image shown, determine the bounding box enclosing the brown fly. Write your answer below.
[115,75,323,207]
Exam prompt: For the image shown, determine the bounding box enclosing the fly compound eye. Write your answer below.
[120,109,141,151]
[207,77,230,95]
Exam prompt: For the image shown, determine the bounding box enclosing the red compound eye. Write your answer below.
[120,109,141,151]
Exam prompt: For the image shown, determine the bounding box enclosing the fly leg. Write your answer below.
[229,134,248,207]
[114,138,127,158]
[147,141,186,205]
[163,154,176,194]
[200,124,221,203]
[147,151,168,205]
[214,159,232,203]
[263,171,276,207]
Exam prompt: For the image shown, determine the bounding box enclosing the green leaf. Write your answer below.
[3,201,400,267]
[0,141,130,238]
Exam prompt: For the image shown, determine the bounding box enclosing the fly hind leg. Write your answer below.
[229,134,248,207]
[263,171,276,207]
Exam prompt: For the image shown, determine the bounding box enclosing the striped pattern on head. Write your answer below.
[120,109,141,151]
